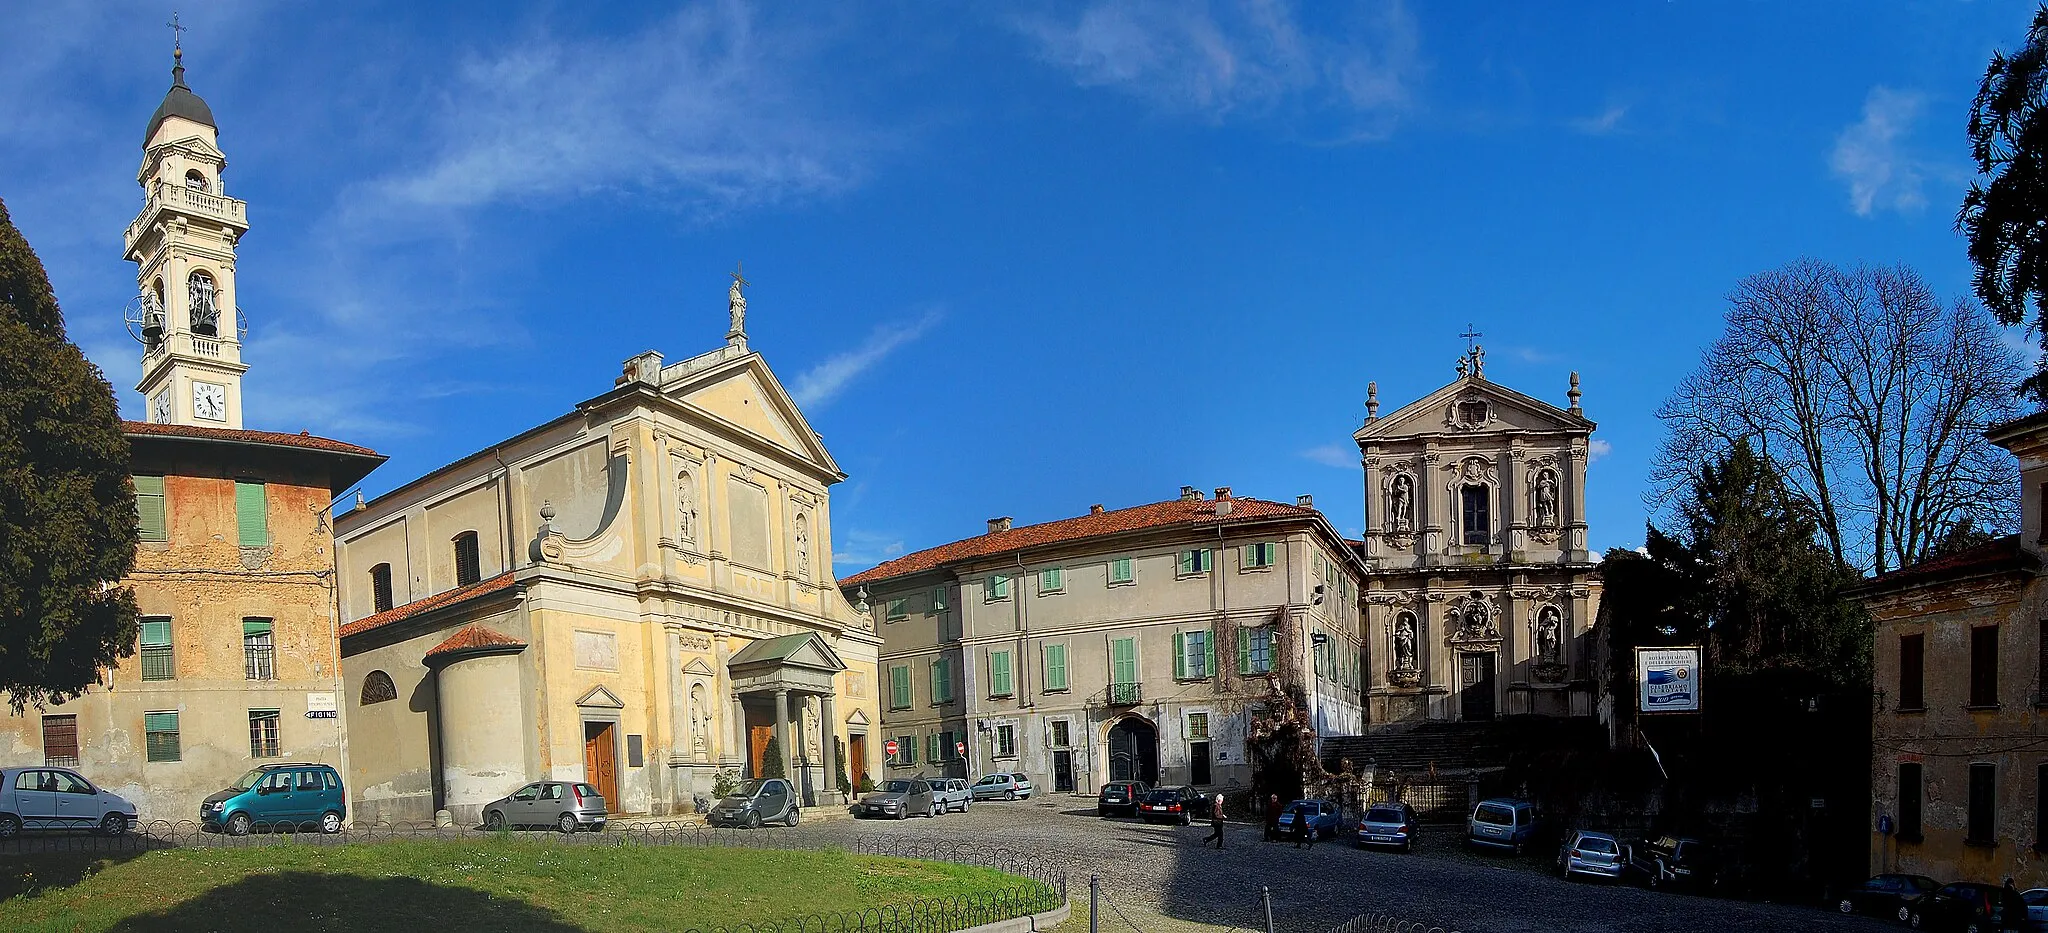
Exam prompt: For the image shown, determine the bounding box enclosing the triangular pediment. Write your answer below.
[662,353,842,478]
[575,685,625,708]
[846,709,870,727]
[1356,375,1593,443]
[727,631,847,673]
[683,657,716,676]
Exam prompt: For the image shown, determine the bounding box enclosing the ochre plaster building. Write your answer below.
[0,53,383,821]
[333,285,880,825]
[1857,412,2048,887]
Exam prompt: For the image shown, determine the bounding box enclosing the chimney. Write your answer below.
[1214,487,1233,501]
[1089,504,1104,515]
[1215,499,1234,517]
[1180,486,1202,501]
[988,517,1012,534]
[1296,494,1314,508]
[353,489,367,511]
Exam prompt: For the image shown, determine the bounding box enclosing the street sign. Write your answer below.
[884,739,899,757]
[956,741,966,755]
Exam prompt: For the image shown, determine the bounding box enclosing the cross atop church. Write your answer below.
[167,11,187,53]
[730,260,749,291]
[1458,324,1485,379]
[1459,324,1482,354]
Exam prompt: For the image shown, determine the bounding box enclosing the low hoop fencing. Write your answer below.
[1326,911,1463,933]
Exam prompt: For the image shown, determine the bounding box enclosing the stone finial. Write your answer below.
[1568,371,1583,415]
[540,500,557,525]
[353,489,366,511]
[854,586,870,615]
[1366,381,1379,421]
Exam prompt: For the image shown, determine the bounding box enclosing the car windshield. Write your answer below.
[1475,804,1515,825]
[1576,837,1618,854]
[883,781,914,793]
[228,767,269,792]
[1289,801,1318,813]
[978,776,1003,785]
[2024,890,2048,906]
[1366,807,1406,822]
[734,780,771,798]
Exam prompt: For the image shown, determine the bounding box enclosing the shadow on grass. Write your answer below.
[104,872,589,933]
[0,846,160,900]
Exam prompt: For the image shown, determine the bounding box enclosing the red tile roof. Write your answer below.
[839,495,1320,587]
[123,420,382,458]
[340,572,517,638]
[1857,535,2035,592]
[424,623,527,660]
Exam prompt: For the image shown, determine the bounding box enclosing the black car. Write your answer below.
[1836,873,1938,923]
[1137,786,1204,825]
[1909,881,2006,933]
[1097,781,1149,818]
[1623,836,1718,891]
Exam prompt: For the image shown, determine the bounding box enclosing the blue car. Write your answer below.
[1276,799,1343,839]
[1465,797,1537,854]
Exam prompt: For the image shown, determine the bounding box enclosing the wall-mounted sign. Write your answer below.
[1636,647,1702,714]
[884,739,900,757]
[956,742,967,756]
[306,692,338,719]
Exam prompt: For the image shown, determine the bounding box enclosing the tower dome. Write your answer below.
[144,49,215,144]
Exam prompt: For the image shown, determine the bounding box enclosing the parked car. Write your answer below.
[1138,786,1204,825]
[0,767,137,838]
[1354,801,1419,853]
[201,762,346,836]
[2023,888,2048,928]
[1836,873,1932,923]
[1556,830,1626,881]
[1623,836,1718,891]
[1463,797,1537,854]
[1909,881,2008,933]
[931,777,973,813]
[481,780,607,833]
[708,777,801,828]
[1275,800,1344,839]
[970,773,1033,801]
[1098,781,1148,817]
[855,779,937,820]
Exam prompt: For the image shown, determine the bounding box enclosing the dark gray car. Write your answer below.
[707,778,800,828]
[482,781,607,833]
[856,779,938,820]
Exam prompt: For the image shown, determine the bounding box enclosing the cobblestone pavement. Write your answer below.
[767,796,1898,933]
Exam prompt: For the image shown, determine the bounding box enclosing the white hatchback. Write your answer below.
[0,767,138,837]
[970,773,1034,801]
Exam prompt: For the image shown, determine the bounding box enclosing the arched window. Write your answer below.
[1460,485,1490,546]
[187,271,219,336]
[360,671,397,705]
[183,169,209,192]
[369,563,394,614]
[453,531,481,587]
[1458,400,1488,425]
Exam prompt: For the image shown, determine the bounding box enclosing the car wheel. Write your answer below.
[786,807,800,827]
[320,811,343,835]
[1909,912,1925,930]
[227,813,252,837]
[1895,905,1911,923]
[894,808,906,821]
[1005,790,1015,801]
[1097,807,1106,817]
[557,813,579,834]
[98,813,128,837]
[1647,872,1661,890]
[746,811,763,829]
[0,814,19,840]
[486,810,507,831]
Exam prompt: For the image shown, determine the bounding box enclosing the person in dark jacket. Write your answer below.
[1291,801,1316,850]
[1263,794,1283,842]
[1203,793,1226,849]
[2002,878,2028,931]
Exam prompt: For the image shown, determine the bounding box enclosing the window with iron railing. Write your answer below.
[249,709,281,759]
[41,715,78,767]
[243,618,275,680]
[139,617,174,681]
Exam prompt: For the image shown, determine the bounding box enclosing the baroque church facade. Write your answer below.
[332,280,881,825]
[1354,347,1602,727]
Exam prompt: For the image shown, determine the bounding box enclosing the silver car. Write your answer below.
[707,778,800,828]
[481,780,607,833]
[858,779,939,819]
[1558,830,1626,881]
[0,767,137,837]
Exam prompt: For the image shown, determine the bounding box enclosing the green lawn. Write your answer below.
[0,840,1042,932]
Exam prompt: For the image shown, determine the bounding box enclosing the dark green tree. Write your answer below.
[0,197,139,708]
[759,736,786,779]
[1963,4,2048,402]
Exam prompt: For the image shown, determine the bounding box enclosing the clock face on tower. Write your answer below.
[193,382,227,422]
[151,390,172,424]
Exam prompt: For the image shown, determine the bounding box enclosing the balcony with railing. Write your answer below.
[1091,682,1143,708]
[125,180,249,250]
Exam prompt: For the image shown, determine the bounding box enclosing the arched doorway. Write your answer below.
[1106,717,1158,784]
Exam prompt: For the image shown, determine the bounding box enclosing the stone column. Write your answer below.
[773,689,792,778]
[729,689,748,773]
[820,693,839,802]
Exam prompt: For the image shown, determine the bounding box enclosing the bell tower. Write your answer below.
[126,40,249,429]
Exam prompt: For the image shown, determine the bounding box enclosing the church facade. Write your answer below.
[333,288,880,825]
[1354,348,1602,726]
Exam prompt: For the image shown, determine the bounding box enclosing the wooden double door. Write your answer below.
[583,721,619,804]
[1460,652,1497,721]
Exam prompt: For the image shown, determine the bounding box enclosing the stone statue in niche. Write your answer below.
[1537,606,1563,664]
[794,512,811,580]
[689,682,710,760]
[677,470,698,544]
[1394,614,1417,670]
[802,700,821,761]
[1535,469,1559,528]
[1389,474,1414,533]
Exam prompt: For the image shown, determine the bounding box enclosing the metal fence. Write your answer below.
[1325,912,1463,933]
[0,821,1067,933]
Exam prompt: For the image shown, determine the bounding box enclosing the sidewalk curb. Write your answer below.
[955,901,1071,933]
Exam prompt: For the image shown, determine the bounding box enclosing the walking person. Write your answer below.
[1203,792,1226,849]
[2001,877,2028,931]
[1263,794,1282,842]
[1291,801,1315,850]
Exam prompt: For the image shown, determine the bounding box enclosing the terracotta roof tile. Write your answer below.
[340,572,517,638]
[839,495,1319,587]
[1859,535,2034,591]
[123,420,382,458]
[424,623,526,660]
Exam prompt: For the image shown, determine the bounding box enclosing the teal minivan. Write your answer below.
[201,762,346,835]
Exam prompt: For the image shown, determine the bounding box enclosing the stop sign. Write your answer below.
[884,739,899,757]
[956,742,967,755]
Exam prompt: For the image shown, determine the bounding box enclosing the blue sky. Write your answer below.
[0,1,2031,574]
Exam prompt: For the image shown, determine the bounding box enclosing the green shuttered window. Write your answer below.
[1173,630,1213,680]
[1109,557,1133,584]
[930,657,953,704]
[235,481,268,547]
[988,575,1011,599]
[990,650,1013,697]
[1244,542,1276,568]
[134,475,167,542]
[889,664,912,710]
[1177,549,1212,575]
[140,618,174,681]
[1039,567,1063,592]
[144,711,180,762]
[1043,643,1068,691]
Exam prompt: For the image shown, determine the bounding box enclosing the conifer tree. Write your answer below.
[0,197,139,708]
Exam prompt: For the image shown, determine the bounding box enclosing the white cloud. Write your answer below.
[792,308,945,409]
[1588,438,1612,462]
[1831,86,1928,217]
[1571,104,1627,136]
[1013,0,1419,130]
[833,529,907,571]
[1301,442,1357,469]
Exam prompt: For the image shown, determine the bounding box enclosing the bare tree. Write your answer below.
[1654,259,2025,574]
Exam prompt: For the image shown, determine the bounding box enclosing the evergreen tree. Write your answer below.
[1964,5,2048,401]
[0,197,139,708]
[759,736,786,779]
